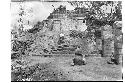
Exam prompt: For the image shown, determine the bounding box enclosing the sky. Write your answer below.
[11,1,75,29]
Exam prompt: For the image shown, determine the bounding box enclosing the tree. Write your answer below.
[17,2,25,32]
[68,1,122,22]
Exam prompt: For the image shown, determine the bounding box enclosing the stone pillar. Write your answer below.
[96,38,102,56]
[113,21,122,64]
[103,39,114,57]
[102,25,114,57]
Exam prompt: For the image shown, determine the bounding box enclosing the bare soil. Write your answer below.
[26,55,122,81]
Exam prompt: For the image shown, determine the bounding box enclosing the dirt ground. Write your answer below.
[24,55,122,81]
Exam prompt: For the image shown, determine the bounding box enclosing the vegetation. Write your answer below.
[11,1,122,81]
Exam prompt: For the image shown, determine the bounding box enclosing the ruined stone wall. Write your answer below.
[76,19,87,32]
[61,17,76,32]
[51,13,87,34]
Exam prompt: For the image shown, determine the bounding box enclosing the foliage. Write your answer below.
[11,63,69,81]
[11,39,34,58]
[11,63,41,81]
[68,1,122,26]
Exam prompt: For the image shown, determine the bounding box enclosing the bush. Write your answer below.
[11,53,21,60]
[11,39,34,58]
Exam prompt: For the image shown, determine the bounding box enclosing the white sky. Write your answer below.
[11,1,75,29]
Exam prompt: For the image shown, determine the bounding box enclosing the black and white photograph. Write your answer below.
[10,0,123,82]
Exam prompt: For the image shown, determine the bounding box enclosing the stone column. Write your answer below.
[113,21,122,64]
[102,25,114,57]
